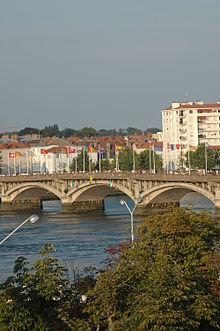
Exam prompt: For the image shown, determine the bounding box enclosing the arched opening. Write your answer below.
[144,187,215,214]
[2,186,62,213]
[180,192,215,213]
[69,184,135,215]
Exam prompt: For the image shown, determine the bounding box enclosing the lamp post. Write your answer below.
[120,199,135,244]
[0,214,39,246]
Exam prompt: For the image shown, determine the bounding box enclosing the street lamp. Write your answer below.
[120,199,135,244]
[0,214,39,246]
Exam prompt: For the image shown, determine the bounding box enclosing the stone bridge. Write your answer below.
[0,173,219,213]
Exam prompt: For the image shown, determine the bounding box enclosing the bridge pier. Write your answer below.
[61,199,105,214]
[135,201,180,216]
[0,199,42,213]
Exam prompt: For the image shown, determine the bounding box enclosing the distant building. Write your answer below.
[162,100,220,171]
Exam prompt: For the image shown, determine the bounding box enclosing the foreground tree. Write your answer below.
[0,244,93,330]
[87,209,220,330]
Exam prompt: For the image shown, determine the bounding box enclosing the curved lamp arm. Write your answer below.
[0,214,39,246]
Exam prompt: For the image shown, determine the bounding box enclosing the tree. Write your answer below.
[87,208,220,330]
[0,244,94,330]
[144,127,161,134]
[69,151,96,172]
[114,149,138,171]
[18,127,39,136]
[126,127,142,136]
[61,128,77,138]
[101,159,112,171]
[77,127,97,138]
[40,124,61,138]
[138,149,162,171]
[185,143,220,171]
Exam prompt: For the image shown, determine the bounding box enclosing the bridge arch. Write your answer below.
[4,182,63,202]
[140,182,215,206]
[67,180,135,203]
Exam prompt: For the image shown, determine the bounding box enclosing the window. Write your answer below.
[189,110,193,114]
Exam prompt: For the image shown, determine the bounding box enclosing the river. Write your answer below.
[0,193,215,282]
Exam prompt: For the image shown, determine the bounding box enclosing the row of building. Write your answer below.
[0,135,163,175]
[3,99,218,174]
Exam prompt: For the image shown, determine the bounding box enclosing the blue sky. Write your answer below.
[1,1,220,131]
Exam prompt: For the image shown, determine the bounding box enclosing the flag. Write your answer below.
[115,145,122,151]
[67,146,76,153]
[83,145,89,152]
[40,149,48,155]
[99,144,102,151]
[9,152,15,158]
[154,145,163,152]
[171,144,175,151]
[15,151,21,157]
[176,144,180,150]
[89,146,95,152]
[167,143,170,150]
[132,143,136,150]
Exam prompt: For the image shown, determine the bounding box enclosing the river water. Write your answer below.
[0,193,215,282]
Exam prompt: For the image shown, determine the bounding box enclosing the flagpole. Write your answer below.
[67,148,70,173]
[83,147,85,173]
[89,152,91,172]
[205,143,208,174]
[188,144,191,175]
[18,156,21,174]
[14,150,16,176]
[26,149,29,174]
[132,144,135,172]
[170,146,173,174]
[99,144,101,173]
[149,145,152,173]
[153,146,156,174]
[75,151,78,173]
[8,153,10,175]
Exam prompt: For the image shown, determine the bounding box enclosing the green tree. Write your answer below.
[0,244,69,330]
[18,127,39,136]
[126,127,142,136]
[101,159,112,171]
[185,143,220,171]
[114,149,138,171]
[41,124,61,138]
[69,151,96,172]
[61,128,77,138]
[77,127,97,138]
[0,244,94,330]
[87,209,220,330]
[138,149,163,171]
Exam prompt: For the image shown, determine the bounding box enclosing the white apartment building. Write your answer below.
[162,100,220,171]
